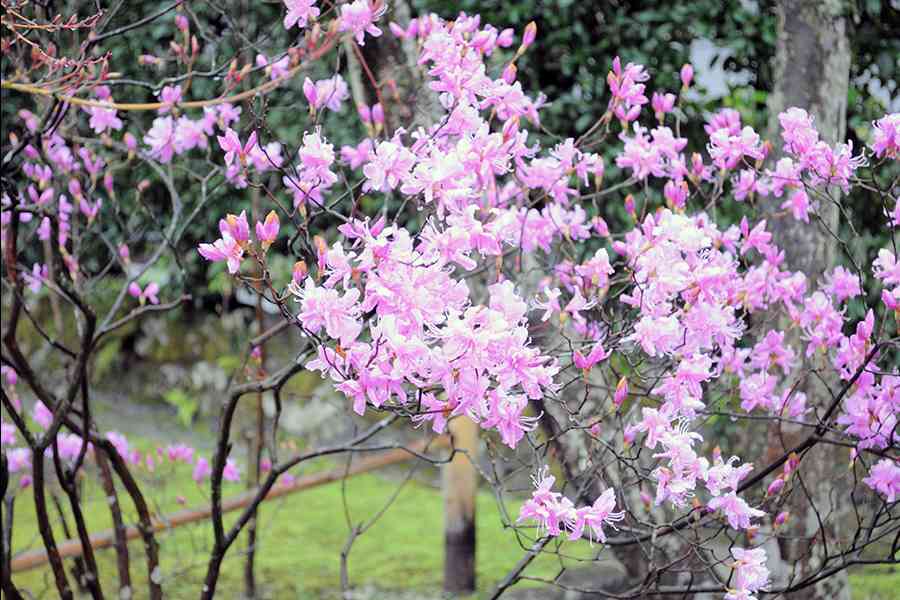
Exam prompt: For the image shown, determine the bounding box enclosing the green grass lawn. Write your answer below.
[10,447,597,599]
[9,446,897,599]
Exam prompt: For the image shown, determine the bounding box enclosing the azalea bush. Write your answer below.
[1,2,898,600]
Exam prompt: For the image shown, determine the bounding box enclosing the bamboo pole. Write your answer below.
[11,436,447,573]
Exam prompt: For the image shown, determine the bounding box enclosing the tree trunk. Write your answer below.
[443,415,478,594]
[766,3,851,600]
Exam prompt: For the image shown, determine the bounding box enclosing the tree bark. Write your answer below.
[766,3,851,600]
[443,416,479,594]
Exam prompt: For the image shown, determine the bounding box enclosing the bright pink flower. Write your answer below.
[652,92,676,121]
[128,281,160,305]
[339,0,386,46]
[217,128,258,167]
[708,125,764,170]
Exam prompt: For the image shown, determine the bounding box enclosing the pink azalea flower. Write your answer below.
[863,458,900,502]
[193,456,211,483]
[1,421,16,446]
[9,448,31,473]
[144,116,177,163]
[568,487,625,543]
[338,0,386,46]
[88,106,123,134]
[217,128,258,167]
[340,139,374,169]
[870,113,899,159]
[128,281,160,305]
[33,401,53,429]
[158,85,182,114]
[573,342,611,371]
[223,458,241,482]
[728,547,770,599]
[708,492,765,530]
[199,234,243,274]
[283,0,319,30]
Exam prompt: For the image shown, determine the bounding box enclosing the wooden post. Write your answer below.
[443,416,478,594]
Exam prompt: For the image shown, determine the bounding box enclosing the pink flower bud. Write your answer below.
[124,132,137,151]
[371,103,384,125]
[175,14,189,32]
[614,377,628,407]
[521,22,537,49]
[118,244,130,264]
[592,216,609,237]
[502,63,517,84]
[357,103,372,124]
[624,194,636,218]
[774,511,789,527]
[68,178,82,198]
[303,77,317,108]
[292,261,308,285]
[766,477,785,497]
[680,63,694,88]
[664,179,688,209]
[255,210,280,249]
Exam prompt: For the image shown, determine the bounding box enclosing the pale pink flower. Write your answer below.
[193,457,211,483]
[863,458,900,502]
[283,0,319,30]
[708,492,765,530]
[33,401,53,429]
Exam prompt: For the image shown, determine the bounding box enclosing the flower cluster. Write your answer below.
[518,467,625,543]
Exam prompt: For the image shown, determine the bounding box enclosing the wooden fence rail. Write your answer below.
[11,436,447,573]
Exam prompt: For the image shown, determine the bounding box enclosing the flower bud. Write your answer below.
[521,22,537,50]
[680,63,694,89]
[292,261,308,285]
